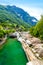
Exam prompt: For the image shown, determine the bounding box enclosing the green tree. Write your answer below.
[30,15,43,40]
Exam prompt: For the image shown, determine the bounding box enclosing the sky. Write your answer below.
[0,0,43,20]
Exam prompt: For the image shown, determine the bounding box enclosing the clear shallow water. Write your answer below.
[0,38,28,65]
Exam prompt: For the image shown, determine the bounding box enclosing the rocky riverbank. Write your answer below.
[18,32,43,65]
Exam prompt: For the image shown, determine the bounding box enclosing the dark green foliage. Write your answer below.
[30,26,34,35]
[30,15,43,40]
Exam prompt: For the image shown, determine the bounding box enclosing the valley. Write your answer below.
[0,4,43,65]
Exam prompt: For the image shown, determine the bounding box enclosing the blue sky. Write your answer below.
[0,0,43,19]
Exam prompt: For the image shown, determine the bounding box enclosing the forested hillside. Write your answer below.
[0,5,37,26]
[0,5,37,38]
[0,6,31,28]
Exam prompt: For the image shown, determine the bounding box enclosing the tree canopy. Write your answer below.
[30,15,43,40]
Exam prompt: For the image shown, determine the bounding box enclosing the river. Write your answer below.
[0,38,28,65]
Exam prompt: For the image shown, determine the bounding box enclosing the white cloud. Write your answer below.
[18,6,43,20]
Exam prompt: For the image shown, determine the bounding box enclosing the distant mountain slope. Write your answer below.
[0,5,37,28]
[6,5,37,25]
[0,5,31,28]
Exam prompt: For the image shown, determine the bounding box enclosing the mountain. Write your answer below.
[0,5,37,28]
[5,5,37,25]
[0,5,31,29]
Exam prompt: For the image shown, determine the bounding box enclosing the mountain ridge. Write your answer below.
[0,5,37,28]
[5,5,38,25]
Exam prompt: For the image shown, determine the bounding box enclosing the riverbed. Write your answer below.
[0,38,28,65]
